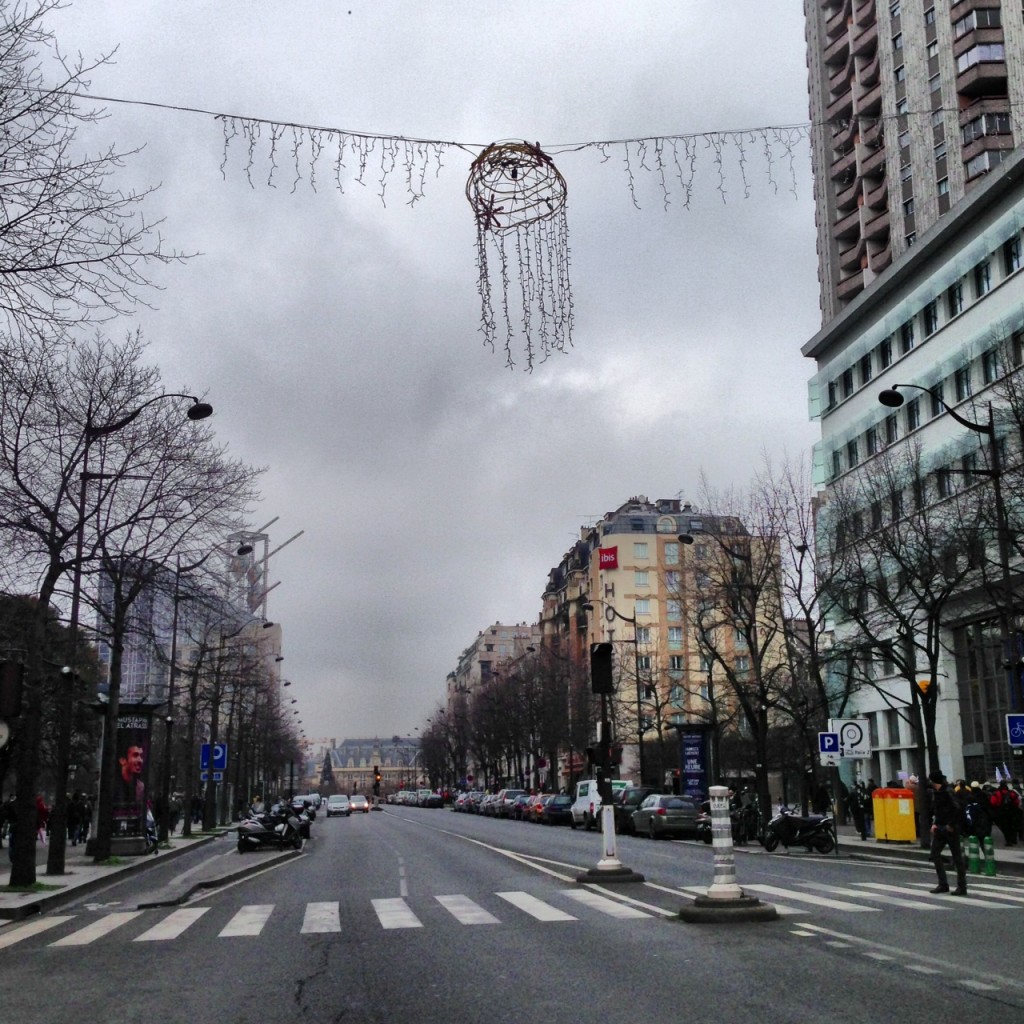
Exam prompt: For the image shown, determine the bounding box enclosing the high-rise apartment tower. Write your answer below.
[805,0,1024,322]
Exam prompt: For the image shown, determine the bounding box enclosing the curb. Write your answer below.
[0,834,219,921]
[136,847,303,908]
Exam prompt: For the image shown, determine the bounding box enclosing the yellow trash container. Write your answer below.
[872,787,917,842]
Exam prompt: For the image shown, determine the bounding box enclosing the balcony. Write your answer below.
[831,146,857,180]
[851,17,877,57]
[865,176,888,209]
[825,29,851,67]
[856,80,882,116]
[839,235,866,272]
[869,242,892,274]
[833,206,861,241]
[826,0,852,36]
[859,144,886,176]
[835,176,860,211]
[860,116,882,148]
[863,206,890,240]
[832,117,858,151]
[837,270,866,303]
[857,50,880,89]
[957,60,1008,98]
[827,89,854,123]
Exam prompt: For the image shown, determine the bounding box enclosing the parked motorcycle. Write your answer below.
[236,807,305,853]
[762,808,836,854]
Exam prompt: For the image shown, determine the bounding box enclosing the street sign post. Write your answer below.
[1006,714,1024,747]
[200,742,229,772]
[818,732,840,767]
[829,718,871,758]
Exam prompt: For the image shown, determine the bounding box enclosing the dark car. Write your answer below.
[632,794,701,839]
[540,793,573,826]
[613,786,659,835]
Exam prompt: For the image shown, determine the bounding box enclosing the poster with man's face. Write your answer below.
[113,712,151,832]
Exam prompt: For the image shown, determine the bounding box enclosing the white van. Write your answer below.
[570,778,631,830]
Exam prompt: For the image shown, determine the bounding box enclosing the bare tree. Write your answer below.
[0,0,188,339]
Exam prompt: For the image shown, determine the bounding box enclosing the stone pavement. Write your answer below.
[0,828,299,922]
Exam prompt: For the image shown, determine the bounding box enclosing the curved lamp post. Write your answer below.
[879,383,1017,705]
[57,394,212,870]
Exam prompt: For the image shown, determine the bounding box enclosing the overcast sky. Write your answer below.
[50,1,823,742]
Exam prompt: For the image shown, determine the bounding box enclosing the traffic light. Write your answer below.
[373,765,381,783]
[590,642,614,694]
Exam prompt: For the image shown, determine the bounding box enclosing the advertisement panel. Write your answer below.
[677,726,709,802]
[113,708,152,834]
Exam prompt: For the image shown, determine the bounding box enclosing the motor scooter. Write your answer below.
[762,807,836,853]
[236,807,304,853]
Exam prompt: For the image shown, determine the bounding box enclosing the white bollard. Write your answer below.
[596,802,622,870]
[706,785,743,900]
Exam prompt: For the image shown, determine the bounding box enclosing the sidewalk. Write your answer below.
[0,828,298,922]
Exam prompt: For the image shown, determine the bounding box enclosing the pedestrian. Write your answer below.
[812,783,831,815]
[926,770,967,896]
[990,781,1021,847]
[35,794,49,844]
[965,781,993,843]
[849,781,869,840]
[190,793,202,824]
[168,793,182,834]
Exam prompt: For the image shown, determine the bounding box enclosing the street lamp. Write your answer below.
[878,384,1017,705]
[55,393,212,870]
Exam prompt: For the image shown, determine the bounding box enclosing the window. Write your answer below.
[923,300,938,336]
[634,570,649,587]
[871,500,883,530]
[928,72,941,93]
[930,383,944,419]
[885,413,898,445]
[635,598,650,615]
[961,450,977,484]
[633,541,648,559]
[866,426,878,456]
[847,439,859,468]
[982,348,999,384]
[663,541,679,565]
[636,626,651,644]
[898,129,911,150]
[889,1,901,16]
[936,468,952,498]
[827,380,838,409]
[879,337,893,368]
[668,627,683,649]
[903,197,915,217]
[937,177,949,197]
[975,260,992,297]
[896,97,909,116]
[900,320,915,353]
[667,600,682,620]
[923,6,934,25]
[906,232,917,246]
[900,162,913,183]
[1004,236,1022,275]
[665,570,681,590]
[955,366,972,401]
[966,150,1004,180]
[957,45,1005,74]
[954,8,1001,38]
[947,280,963,317]
[927,40,938,60]
[933,140,946,161]
[841,367,854,398]
[859,354,872,385]
[892,32,903,51]
[894,65,906,83]
[669,655,684,672]
[963,111,1011,145]
[832,450,842,479]
[890,488,904,521]
[735,655,750,674]
[906,397,920,431]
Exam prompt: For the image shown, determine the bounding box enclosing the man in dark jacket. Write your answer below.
[927,770,967,896]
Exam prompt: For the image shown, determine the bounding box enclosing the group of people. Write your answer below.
[951,778,1022,846]
[0,791,93,854]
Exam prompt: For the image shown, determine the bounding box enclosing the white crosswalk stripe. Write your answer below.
[0,915,74,949]
[435,894,501,925]
[495,891,576,921]
[742,885,878,912]
[563,889,653,919]
[220,904,274,937]
[301,902,341,933]
[856,882,1012,909]
[135,907,210,941]
[372,897,422,929]
[50,911,143,946]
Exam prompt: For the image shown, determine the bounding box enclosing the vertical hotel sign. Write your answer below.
[598,546,618,570]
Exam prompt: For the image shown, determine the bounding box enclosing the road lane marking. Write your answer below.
[496,891,576,922]
[435,895,500,925]
[301,902,341,933]
[800,881,947,910]
[907,881,1024,904]
[220,904,274,936]
[134,907,209,941]
[856,882,1010,908]
[0,916,74,949]
[562,889,652,919]
[743,885,877,911]
[372,897,422,929]
[50,911,142,946]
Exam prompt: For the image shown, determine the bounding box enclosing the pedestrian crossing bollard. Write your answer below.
[983,836,997,877]
[967,835,980,873]
[677,785,777,923]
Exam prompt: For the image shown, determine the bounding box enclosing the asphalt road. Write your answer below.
[2,806,1023,1023]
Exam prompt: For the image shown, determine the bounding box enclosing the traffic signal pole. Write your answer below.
[576,643,644,885]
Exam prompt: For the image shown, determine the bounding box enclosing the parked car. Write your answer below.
[540,793,573,826]
[511,793,533,820]
[570,778,632,830]
[613,786,660,835]
[495,789,527,818]
[632,794,701,839]
[350,794,370,813]
[326,794,351,817]
[528,794,553,823]
[478,793,499,816]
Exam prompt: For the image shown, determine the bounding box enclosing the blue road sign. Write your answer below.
[200,742,229,771]
[1007,714,1024,746]
[819,732,840,754]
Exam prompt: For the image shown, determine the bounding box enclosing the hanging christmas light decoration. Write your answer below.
[466,141,573,371]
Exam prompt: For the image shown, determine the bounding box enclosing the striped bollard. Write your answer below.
[678,785,778,923]
[983,836,997,877]
[967,835,980,874]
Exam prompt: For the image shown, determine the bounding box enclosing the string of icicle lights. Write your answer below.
[61,88,842,369]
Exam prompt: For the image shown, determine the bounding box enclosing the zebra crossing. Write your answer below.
[0,887,657,951]
[678,878,1024,916]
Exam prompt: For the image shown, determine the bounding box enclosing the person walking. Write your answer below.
[927,770,967,896]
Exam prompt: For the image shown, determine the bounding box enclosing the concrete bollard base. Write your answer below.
[678,893,779,923]
[575,865,646,884]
